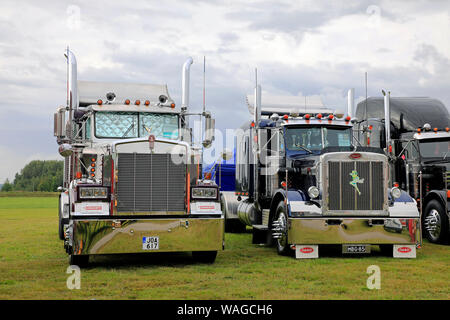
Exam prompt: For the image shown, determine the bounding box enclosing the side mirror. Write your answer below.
[54,107,66,140]
[203,112,215,148]
[58,144,73,157]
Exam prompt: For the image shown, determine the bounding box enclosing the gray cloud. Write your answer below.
[0,0,449,180]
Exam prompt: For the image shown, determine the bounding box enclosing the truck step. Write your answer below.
[252,224,269,231]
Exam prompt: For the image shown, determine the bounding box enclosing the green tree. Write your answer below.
[10,160,64,192]
[1,179,12,192]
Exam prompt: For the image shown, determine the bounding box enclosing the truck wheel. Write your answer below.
[423,200,449,243]
[192,251,217,263]
[273,202,292,256]
[69,254,89,267]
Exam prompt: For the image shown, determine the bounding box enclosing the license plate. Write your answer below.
[342,244,370,254]
[142,236,159,250]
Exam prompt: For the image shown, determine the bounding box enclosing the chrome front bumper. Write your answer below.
[71,217,224,255]
[287,217,420,245]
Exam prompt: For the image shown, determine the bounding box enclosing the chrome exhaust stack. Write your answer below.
[347,88,355,118]
[181,57,193,112]
[382,90,391,154]
[64,48,78,142]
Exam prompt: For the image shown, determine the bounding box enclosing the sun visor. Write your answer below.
[246,94,334,116]
[77,81,173,106]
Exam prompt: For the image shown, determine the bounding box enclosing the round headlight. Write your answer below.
[391,187,401,199]
[308,186,320,199]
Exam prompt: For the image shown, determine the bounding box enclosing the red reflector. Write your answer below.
[345,116,351,121]
[328,114,334,120]
[145,100,150,106]
[394,182,399,187]
[316,114,322,119]
[304,114,310,120]
[349,153,361,159]
[283,115,289,120]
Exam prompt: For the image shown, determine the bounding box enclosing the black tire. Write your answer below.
[69,254,89,267]
[379,244,393,256]
[58,197,64,240]
[192,251,217,263]
[274,201,292,256]
[423,200,449,244]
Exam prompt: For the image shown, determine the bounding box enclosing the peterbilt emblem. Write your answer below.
[300,247,314,254]
[349,170,364,195]
[398,247,412,253]
[148,134,155,150]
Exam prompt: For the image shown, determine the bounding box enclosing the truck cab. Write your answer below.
[355,96,450,243]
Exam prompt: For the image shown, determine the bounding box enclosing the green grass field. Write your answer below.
[0,196,449,300]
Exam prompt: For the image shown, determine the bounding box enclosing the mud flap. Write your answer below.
[295,245,319,259]
[393,245,416,258]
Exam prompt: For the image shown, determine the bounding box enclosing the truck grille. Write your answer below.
[117,153,186,213]
[328,161,384,211]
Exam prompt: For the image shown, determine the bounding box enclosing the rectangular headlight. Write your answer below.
[79,187,108,199]
[191,187,218,200]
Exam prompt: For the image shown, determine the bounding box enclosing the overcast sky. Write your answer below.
[0,0,449,182]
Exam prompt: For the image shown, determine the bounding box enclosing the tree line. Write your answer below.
[1,160,63,192]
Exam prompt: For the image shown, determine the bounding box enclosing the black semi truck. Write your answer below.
[221,86,420,258]
[355,95,450,244]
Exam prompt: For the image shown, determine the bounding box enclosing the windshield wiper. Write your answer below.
[293,145,313,154]
[122,123,135,138]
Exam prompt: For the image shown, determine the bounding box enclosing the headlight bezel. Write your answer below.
[191,186,219,201]
[308,186,320,199]
[77,185,109,201]
[390,187,402,199]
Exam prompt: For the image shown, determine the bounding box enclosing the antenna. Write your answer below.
[203,56,206,114]
[365,71,368,119]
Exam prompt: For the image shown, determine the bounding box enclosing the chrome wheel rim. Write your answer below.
[425,209,441,241]
[276,211,287,250]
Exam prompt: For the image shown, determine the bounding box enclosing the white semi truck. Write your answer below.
[54,49,224,266]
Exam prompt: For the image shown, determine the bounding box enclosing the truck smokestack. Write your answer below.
[383,90,391,153]
[254,85,261,126]
[182,57,193,111]
[65,48,78,111]
[347,88,355,118]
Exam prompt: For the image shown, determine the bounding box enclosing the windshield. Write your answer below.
[419,139,450,158]
[95,112,179,139]
[285,126,352,152]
